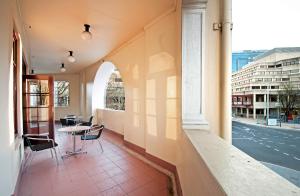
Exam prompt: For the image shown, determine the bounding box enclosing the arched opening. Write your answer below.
[92,61,125,113]
[105,69,125,110]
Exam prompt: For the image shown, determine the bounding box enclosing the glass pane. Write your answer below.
[26,79,49,93]
[54,81,70,107]
[28,79,40,93]
[25,95,49,107]
[38,108,49,121]
[39,95,49,106]
[27,108,38,121]
[40,80,49,93]
[39,122,49,134]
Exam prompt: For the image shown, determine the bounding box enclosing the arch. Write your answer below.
[92,61,124,112]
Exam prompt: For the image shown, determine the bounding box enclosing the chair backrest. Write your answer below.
[23,135,33,150]
[90,124,104,139]
[67,119,76,126]
[89,116,94,123]
[60,118,67,126]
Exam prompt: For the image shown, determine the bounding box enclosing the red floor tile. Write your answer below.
[18,128,172,196]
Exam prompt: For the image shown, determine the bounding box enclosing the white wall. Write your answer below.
[53,74,81,120]
[0,0,30,195]
[97,109,125,135]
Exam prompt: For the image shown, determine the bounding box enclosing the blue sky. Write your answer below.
[232,0,300,51]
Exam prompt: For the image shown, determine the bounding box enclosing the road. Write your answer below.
[232,121,300,171]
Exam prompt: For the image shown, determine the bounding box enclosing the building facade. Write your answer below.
[232,50,266,72]
[232,48,300,119]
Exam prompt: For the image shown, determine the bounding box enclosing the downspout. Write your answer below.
[220,0,232,143]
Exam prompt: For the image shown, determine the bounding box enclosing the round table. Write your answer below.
[57,126,91,158]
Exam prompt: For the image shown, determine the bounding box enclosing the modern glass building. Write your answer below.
[232,50,266,72]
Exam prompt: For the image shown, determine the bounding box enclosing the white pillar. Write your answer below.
[246,108,249,118]
[220,0,232,143]
[253,94,256,119]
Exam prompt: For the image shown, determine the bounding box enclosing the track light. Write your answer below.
[67,51,76,63]
[81,24,92,40]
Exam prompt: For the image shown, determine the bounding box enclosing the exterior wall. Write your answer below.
[53,74,81,120]
[177,131,226,196]
[232,52,300,119]
[0,0,30,195]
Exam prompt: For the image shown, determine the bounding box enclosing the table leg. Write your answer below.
[62,132,87,159]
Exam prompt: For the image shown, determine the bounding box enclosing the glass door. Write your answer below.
[23,75,55,139]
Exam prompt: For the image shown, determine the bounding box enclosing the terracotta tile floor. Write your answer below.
[18,129,172,196]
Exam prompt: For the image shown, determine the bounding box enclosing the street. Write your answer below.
[232,121,300,171]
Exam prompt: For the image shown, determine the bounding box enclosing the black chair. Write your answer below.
[66,118,76,126]
[60,118,68,126]
[23,133,59,166]
[80,116,94,126]
[81,124,104,152]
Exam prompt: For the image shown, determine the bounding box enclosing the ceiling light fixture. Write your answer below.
[67,51,76,63]
[60,63,66,72]
[81,24,92,40]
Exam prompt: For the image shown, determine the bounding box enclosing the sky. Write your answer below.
[232,0,300,52]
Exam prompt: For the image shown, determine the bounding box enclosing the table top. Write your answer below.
[57,126,91,133]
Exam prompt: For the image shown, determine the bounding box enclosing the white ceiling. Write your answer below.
[20,0,175,74]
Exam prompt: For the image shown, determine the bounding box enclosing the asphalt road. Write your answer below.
[232,121,300,171]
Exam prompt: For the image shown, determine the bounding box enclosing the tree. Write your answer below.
[278,82,300,120]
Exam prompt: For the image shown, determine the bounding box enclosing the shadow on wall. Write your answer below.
[146,52,178,141]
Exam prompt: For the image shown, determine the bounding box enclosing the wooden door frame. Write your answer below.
[22,74,55,139]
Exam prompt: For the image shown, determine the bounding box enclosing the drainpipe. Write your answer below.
[220,0,232,143]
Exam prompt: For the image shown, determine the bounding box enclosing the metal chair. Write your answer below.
[23,133,59,167]
[81,124,104,152]
[80,116,94,126]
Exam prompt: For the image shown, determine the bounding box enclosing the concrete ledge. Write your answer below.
[184,129,300,196]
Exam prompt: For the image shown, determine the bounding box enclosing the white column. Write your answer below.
[246,108,249,118]
[253,94,256,119]
[220,0,232,143]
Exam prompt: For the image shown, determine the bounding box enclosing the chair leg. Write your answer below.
[53,147,59,165]
[97,139,103,153]
[25,151,34,172]
[50,149,53,158]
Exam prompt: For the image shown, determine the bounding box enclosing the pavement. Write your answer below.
[233,117,300,130]
[232,121,300,187]
[261,162,300,187]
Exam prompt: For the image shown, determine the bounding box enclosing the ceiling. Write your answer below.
[20,0,175,74]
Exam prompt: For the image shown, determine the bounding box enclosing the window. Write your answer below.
[282,78,290,81]
[252,86,260,89]
[54,81,70,107]
[271,86,279,89]
[105,69,125,110]
[290,69,299,74]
